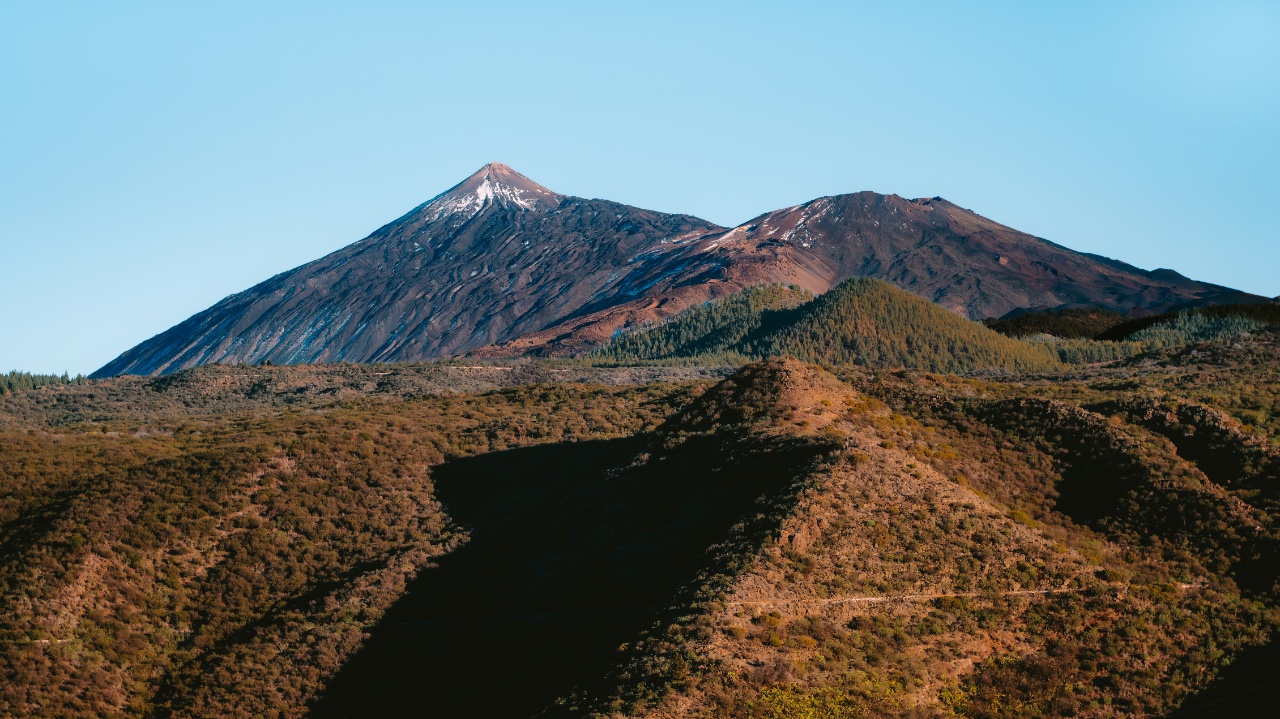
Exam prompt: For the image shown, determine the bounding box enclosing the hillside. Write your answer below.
[92,165,1264,376]
[0,361,729,429]
[1098,303,1280,341]
[0,381,704,719]
[478,194,1267,358]
[596,280,1280,375]
[595,279,1064,373]
[984,307,1130,339]
[620,372,1277,718]
[590,285,814,365]
[3,348,1278,717]
[669,194,1257,319]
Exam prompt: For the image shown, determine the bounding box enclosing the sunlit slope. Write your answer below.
[3,352,1277,718]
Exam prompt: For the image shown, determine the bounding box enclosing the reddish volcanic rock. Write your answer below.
[94,165,1265,374]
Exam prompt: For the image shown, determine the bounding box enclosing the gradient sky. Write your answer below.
[2,1,1278,375]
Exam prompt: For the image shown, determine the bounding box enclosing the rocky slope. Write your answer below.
[481,193,1267,357]
[93,164,722,376]
[677,193,1255,319]
[95,165,1263,375]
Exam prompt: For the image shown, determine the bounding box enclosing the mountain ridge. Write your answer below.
[93,164,723,376]
[93,164,1268,376]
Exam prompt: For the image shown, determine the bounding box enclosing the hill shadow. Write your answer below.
[309,433,821,718]
[1165,636,1280,718]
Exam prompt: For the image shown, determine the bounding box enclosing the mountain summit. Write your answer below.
[93,165,1265,376]
[423,162,561,220]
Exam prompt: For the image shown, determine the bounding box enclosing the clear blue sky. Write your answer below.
[2,1,1277,375]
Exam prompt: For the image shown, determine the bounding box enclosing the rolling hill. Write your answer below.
[594,279,1065,373]
[3,353,1277,717]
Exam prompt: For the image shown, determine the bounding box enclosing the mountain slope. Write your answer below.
[95,165,1265,375]
[595,279,1064,373]
[92,164,724,377]
[601,366,1277,718]
[645,192,1254,321]
[589,284,814,364]
[3,358,1278,717]
[483,192,1263,357]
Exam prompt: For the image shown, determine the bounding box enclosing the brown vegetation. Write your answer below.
[1,331,1277,718]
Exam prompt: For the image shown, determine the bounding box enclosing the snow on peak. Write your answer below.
[423,163,561,222]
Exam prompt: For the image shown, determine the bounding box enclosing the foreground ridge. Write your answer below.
[3,344,1279,717]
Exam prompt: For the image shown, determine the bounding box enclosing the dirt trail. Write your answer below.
[729,584,1134,608]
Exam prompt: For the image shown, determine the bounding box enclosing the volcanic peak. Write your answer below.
[425,162,561,221]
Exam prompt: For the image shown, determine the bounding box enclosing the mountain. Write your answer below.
[641,192,1259,320]
[94,165,1265,376]
[489,192,1268,357]
[92,164,723,377]
[984,306,1131,339]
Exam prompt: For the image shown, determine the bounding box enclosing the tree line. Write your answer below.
[0,371,85,395]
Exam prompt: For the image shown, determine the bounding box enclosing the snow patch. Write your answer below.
[424,174,542,222]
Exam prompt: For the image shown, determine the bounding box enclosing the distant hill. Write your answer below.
[595,279,1063,373]
[1098,302,1280,341]
[591,284,813,364]
[984,307,1130,339]
[93,164,1267,377]
[598,281,1280,372]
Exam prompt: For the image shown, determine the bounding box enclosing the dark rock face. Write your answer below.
[94,165,1264,376]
